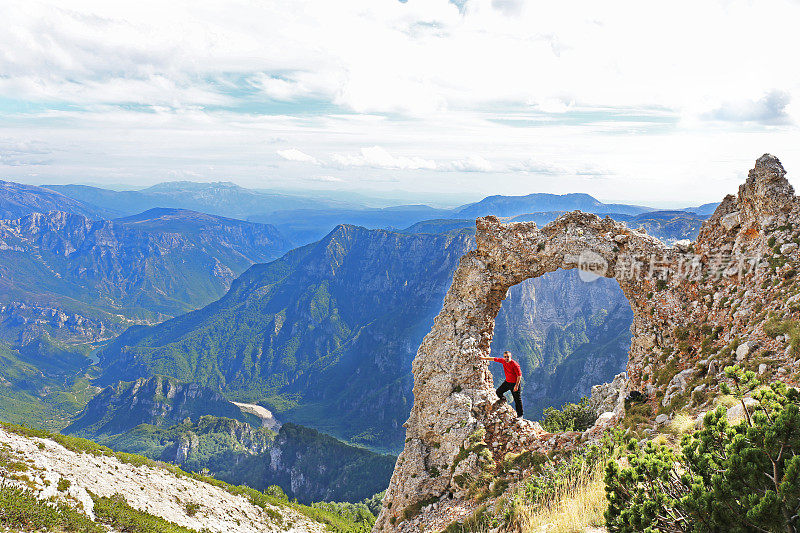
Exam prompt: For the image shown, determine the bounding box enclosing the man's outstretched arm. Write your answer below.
[478,356,495,361]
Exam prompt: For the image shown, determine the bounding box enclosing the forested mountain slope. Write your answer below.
[0,210,290,344]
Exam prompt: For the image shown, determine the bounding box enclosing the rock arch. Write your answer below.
[374,211,671,530]
[375,154,797,531]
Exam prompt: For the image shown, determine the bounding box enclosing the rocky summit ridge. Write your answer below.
[375,154,800,531]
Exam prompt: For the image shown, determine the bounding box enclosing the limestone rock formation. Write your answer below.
[375,154,800,531]
[586,371,628,417]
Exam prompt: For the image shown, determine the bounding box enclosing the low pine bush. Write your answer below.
[540,397,597,433]
[605,365,800,532]
[91,493,201,533]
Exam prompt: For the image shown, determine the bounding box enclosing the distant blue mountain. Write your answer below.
[0,180,111,220]
[250,205,453,244]
[682,202,719,215]
[455,192,653,218]
[44,182,360,220]
[43,180,682,247]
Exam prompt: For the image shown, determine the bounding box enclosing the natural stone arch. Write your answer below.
[374,154,798,531]
[374,211,672,531]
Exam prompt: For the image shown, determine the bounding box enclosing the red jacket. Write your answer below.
[492,357,521,383]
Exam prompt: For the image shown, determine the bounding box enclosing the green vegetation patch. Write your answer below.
[311,500,376,531]
[91,493,203,533]
[0,484,100,532]
[540,397,597,433]
[605,366,800,532]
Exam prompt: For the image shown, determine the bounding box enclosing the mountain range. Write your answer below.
[36,179,717,246]
[0,176,712,501]
[62,374,395,503]
[0,208,291,344]
[96,224,475,451]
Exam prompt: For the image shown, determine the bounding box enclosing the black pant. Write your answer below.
[496,381,523,416]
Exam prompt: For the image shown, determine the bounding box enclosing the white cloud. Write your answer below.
[276,148,318,164]
[332,146,437,170]
[441,155,493,172]
[3,0,798,117]
[706,90,792,125]
[509,158,609,178]
[1,0,800,204]
[510,159,565,175]
[0,139,53,166]
[330,148,494,173]
[251,74,315,101]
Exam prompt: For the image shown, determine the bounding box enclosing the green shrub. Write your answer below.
[264,484,288,501]
[0,484,100,532]
[540,397,597,433]
[92,493,200,533]
[184,502,200,517]
[605,366,800,532]
[57,478,72,492]
[311,500,375,530]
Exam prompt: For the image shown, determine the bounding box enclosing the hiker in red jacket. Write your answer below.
[480,351,524,418]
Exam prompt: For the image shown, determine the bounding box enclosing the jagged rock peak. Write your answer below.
[738,153,794,214]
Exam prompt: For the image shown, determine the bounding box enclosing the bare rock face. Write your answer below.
[587,372,629,417]
[375,154,800,531]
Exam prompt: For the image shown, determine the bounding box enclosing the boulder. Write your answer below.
[720,211,741,231]
[661,368,695,407]
[727,398,759,422]
[736,341,757,361]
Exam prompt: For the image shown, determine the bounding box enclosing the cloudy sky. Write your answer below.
[1,0,799,206]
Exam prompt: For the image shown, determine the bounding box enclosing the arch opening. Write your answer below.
[488,267,633,426]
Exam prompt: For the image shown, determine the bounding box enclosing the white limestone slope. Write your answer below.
[0,427,324,532]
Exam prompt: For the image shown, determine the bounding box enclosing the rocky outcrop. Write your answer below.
[586,372,628,417]
[376,210,667,530]
[0,302,109,345]
[376,155,800,531]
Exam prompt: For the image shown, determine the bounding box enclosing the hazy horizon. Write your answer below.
[7,177,717,211]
